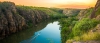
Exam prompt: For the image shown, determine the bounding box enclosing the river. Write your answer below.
[0,20,61,43]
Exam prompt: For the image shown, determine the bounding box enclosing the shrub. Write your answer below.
[59,17,78,43]
[72,18,99,36]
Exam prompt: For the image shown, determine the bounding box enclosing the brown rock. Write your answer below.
[0,2,27,38]
[90,0,100,18]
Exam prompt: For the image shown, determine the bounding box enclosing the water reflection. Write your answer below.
[20,21,61,43]
[0,20,51,43]
[0,20,61,43]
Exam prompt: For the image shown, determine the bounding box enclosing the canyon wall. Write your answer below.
[0,2,49,39]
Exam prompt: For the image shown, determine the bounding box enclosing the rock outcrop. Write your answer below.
[90,0,100,18]
[77,9,87,19]
[63,8,80,16]
[77,8,93,20]
[0,2,49,39]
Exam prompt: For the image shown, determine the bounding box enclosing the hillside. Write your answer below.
[59,0,100,43]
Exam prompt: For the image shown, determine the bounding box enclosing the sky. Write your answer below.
[0,0,97,9]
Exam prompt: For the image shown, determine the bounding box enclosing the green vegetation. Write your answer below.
[16,5,66,19]
[59,18,100,43]
[1,1,100,43]
[72,18,99,36]
[16,5,67,28]
[59,7,100,43]
[84,8,93,17]
[0,1,11,9]
[59,17,78,43]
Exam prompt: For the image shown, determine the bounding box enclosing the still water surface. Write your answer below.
[21,21,61,43]
[0,21,61,43]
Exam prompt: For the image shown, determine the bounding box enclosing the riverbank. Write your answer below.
[0,19,59,43]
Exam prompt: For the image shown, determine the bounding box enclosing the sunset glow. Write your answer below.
[0,0,97,9]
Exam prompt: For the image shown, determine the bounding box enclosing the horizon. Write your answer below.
[0,0,97,9]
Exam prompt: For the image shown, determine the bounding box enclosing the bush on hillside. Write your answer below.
[72,18,99,36]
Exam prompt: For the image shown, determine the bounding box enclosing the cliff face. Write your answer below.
[0,2,27,38]
[92,0,100,34]
[16,6,49,25]
[63,8,80,16]
[90,0,100,18]
[77,0,100,20]
[0,2,49,39]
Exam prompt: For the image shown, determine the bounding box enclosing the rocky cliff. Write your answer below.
[0,2,27,38]
[0,2,50,39]
[77,0,100,20]
[90,0,100,18]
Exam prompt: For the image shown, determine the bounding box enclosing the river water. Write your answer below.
[0,20,61,43]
